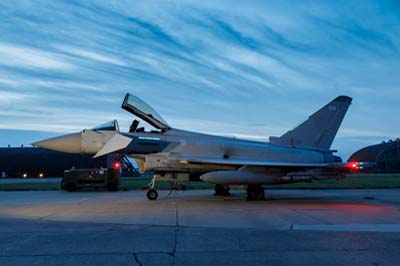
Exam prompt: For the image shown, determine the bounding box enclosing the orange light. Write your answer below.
[39,173,44,178]
[22,173,27,178]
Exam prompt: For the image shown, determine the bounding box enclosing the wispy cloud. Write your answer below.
[0,43,74,70]
[55,45,127,66]
[0,91,30,103]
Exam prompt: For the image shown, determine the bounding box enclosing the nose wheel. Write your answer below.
[246,185,265,200]
[147,189,158,200]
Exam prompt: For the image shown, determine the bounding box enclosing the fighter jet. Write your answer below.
[33,93,357,200]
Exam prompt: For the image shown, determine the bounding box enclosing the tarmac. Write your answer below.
[1,189,400,266]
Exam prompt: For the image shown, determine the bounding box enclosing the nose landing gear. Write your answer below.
[147,174,159,200]
[146,173,187,200]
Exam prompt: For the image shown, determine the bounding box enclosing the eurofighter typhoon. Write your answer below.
[33,94,358,200]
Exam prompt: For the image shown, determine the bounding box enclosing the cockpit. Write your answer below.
[121,93,170,133]
[90,94,170,134]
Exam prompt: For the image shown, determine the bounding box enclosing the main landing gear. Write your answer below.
[246,185,265,200]
[215,184,265,200]
[214,184,231,196]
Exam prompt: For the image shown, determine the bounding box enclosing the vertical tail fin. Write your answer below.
[269,96,352,150]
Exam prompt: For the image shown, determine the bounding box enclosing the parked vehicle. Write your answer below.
[61,168,120,192]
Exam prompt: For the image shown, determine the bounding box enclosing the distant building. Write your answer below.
[348,139,400,173]
[0,147,136,178]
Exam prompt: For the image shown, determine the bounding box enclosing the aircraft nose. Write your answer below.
[32,132,82,153]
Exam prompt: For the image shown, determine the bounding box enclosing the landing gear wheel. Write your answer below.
[147,189,158,200]
[214,184,231,196]
[246,185,265,200]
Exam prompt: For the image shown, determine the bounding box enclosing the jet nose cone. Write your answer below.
[32,133,82,153]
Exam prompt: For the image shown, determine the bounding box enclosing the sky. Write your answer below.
[0,0,399,160]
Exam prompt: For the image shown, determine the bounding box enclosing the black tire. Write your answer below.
[147,189,158,200]
[246,185,265,200]
[214,184,230,196]
[65,183,77,192]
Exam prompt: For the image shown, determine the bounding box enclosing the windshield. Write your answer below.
[122,94,170,130]
[92,120,119,131]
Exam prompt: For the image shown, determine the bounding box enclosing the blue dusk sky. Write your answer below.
[0,0,399,160]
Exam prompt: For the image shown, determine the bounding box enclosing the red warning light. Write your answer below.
[113,162,121,170]
[345,162,360,171]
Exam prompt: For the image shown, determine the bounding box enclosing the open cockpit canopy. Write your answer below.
[121,93,170,131]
